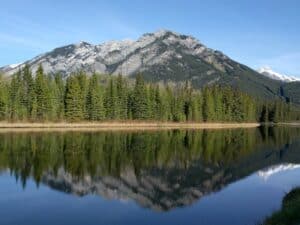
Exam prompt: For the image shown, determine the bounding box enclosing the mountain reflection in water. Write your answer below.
[0,126,300,211]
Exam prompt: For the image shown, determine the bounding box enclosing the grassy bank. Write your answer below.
[0,122,260,132]
[263,188,300,225]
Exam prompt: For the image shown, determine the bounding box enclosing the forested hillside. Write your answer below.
[0,65,299,122]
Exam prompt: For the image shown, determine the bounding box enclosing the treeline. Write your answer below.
[0,65,299,122]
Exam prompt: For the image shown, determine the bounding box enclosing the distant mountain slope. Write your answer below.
[1,29,298,102]
[281,81,300,105]
[258,67,300,83]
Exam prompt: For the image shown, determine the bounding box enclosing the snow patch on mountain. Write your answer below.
[258,66,300,82]
[9,63,23,69]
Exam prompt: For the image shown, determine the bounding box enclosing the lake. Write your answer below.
[0,126,300,225]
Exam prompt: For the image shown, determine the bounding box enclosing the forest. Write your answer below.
[0,64,299,122]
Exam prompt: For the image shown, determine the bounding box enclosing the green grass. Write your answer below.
[263,188,300,225]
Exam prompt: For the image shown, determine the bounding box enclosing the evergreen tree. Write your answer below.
[222,87,234,121]
[190,93,202,121]
[260,104,269,123]
[47,76,61,120]
[154,85,163,120]
[0,76,9,120]
[161,84,173,121]
[9,70,26,120]
[213,86,224,121]
[22,65,36,119]
[116,74,128,120]
[147,84,157,120]
[203,87,215,121]
[183,81,192,121]
[54,73,65,120]
[65,75,84,121]
[232,90,244,121]
[35,65,52,121]
[104,78,118,119]
[86,74,105,120]
[75,71,88,117]
[132,74,148,120]
[243,95,256,122]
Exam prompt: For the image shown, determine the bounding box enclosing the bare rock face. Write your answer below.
[1,30,232,77]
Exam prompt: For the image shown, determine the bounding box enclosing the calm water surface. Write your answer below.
[0,126,300,225]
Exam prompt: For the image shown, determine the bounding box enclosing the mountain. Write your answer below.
[258,66,300,83]
[1,29,299,101]
[281,81,300,105]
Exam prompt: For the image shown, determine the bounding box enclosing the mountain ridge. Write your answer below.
[1,29,299,103]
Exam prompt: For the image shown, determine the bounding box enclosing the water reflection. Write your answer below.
[0,127,300,211]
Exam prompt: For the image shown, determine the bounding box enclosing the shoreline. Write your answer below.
[0,122,261,132]
[0,122,298,132]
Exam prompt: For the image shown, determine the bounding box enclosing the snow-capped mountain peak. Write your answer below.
[258,66,300,82]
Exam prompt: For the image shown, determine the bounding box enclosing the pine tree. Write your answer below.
[47,76,61,120]
[243,95,256,122]
[147,84,157,120]
[154,85,163,120]
[260,104,269,123]
[86,74,105,120]
[0,76,9,120]
[9,71,26,120]
[116,74,128,120]
[183,81,193,121]
[190,93,201,121]
[232,90,244,121]
[172,91,185,122]
[22,65,36,119]
[65,75,84,121]
[222,87,234,121]
[75,71,88,117]
[104,78,118,119]
[35,65,52,121]
[54,73,65,120]
[132,74,148,120]
[162,85,173,121]
[213,86,224,121]
[197,92,203,121]
[203,87,215,121]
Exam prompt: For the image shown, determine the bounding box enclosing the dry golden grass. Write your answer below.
[0,121,260,132]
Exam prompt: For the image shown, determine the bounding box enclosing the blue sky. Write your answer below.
[1,0,300,77]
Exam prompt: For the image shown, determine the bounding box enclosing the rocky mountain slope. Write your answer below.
[1,29,299,101]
